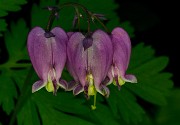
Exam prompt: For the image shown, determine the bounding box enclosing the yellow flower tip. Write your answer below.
[118,77,125,86]
[86,73,96,96]
[91,105,96,110]
[45,81,54,92]
[113,76,126,86]
[86,74,97,110]
[88,85,96,96]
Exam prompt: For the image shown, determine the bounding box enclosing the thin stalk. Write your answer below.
[45,9,58,32]
[91,91,97,110]
[59,2,91,33]
[92,15,109,32]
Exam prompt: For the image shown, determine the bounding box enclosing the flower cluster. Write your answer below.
[27,4,137,109]
[27,27,137,95]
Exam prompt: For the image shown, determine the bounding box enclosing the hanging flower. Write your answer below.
[27,27,68,94]
[67,30,113,99]
[108,27,137,90]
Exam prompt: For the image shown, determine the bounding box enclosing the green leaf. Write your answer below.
[0,19,7,36]
[0,70,17,115]
[4,19,29,61]
[126,43,173,105]
[18,90,91,125]
[0,122,2,125]
[0,10,7,16]
[156,89,180,125]
[0,19,30,114]
[0,0,27,35]
[0,18,30,68]
[0,0,27,13]
[17,89,120,125]
[107,86,145,124]
[17,99,41,125]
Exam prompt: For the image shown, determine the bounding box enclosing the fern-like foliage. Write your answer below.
[0,0,27,36]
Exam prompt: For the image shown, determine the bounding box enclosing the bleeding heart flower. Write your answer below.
[67,30,113,99]
[109,27,137,90]
[27,27,68,94]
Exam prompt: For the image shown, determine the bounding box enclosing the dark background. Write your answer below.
[116,0,178,87]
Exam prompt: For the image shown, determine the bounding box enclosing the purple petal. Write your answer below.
[73,84,84,95]
[67,80,78,91]
[102,76,111,86]
[89,30,113,94]
[58,79,68,90]
[32,80,45,93]
[106,66,114,85]
[67,32,74,38]
[111,27,132,78]
[67,32,87,87]
[101,85,110,98]
[27,27,52,82]
[51,27,67,83]
[124,74,137,83]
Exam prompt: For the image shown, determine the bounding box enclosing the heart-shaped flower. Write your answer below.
[67,30,113,98]
[108,27,137,89]
[27,27,68,94]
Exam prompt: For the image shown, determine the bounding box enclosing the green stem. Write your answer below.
[59,2,91,33]
[74,7,81,31]
[45,2,109,33]
[45,9,58,32]
[91,91,97,110]
[92,15,109,32]
[9,66,34,125]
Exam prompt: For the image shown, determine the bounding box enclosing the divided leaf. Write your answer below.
[155,89,180,125]
[17,99,41,125]
[0,70,17,115]
[0,0,27,35]
[126,43,173,105]
[18,90,119,125]
[107,86,145,124]
[0,19,30,114]
[4,19,29,61]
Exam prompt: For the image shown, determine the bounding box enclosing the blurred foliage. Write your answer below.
[0,0,27,36]
[156,89,180,125]
[0,0,176,125]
